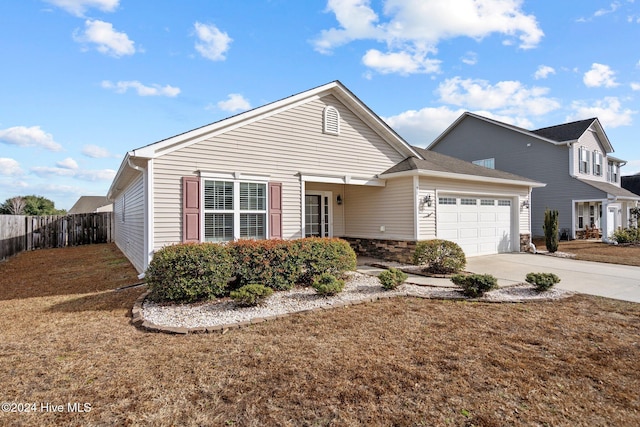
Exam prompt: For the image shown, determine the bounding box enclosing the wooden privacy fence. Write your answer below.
[0,212,114,260]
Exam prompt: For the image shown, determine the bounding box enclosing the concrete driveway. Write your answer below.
[466,253,640,303]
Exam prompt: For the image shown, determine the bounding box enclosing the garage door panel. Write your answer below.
[437,194,513,256]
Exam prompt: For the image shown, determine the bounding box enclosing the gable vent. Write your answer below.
[323,106,340,135]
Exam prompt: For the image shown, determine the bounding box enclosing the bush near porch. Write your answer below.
[147,238,357,303]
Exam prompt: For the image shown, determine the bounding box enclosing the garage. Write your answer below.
[436,195,513,256]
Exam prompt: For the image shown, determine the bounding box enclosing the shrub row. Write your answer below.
[612,227,640,244]
[145,238,357,303]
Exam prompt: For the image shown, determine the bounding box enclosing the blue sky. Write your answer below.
[1,0,640,210]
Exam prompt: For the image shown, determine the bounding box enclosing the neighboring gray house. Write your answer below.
[68,196,113,214]
[428,112,640,240]
[107,82,542,274]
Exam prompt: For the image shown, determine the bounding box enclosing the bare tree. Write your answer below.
[9,196,26,215]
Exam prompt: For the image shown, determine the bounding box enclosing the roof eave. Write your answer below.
[379,168,546,188]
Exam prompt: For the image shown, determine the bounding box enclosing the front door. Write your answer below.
[305,193,331,237]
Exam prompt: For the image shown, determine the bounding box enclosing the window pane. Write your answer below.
[240,213,265,239]
[498,200,511,206]
[438,197,456,205]
[204,213,233,242]
[240,182,266,210]
[461,198,477,205]
[205,181,233,210]
[480,199,495,206]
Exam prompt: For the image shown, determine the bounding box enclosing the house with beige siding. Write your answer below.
[107,81,542,274]
[428,112,640,240]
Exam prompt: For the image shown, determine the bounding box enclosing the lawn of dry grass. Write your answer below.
[533,238,640,267]
[1,244,639,426]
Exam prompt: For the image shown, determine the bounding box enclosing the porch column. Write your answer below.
[601,201,610,243]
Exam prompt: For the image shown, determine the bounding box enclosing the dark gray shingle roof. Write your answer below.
[382,147,541,184]
[530,118,596,142]
[578,179,640,200]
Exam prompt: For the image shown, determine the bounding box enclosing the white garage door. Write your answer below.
[437,195,513,256]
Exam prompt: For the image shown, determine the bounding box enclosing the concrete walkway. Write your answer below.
[466,253,640,303]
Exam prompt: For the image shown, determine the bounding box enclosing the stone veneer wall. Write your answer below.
[519,233,531,253]
[343,237,417,264]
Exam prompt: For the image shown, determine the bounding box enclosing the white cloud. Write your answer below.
[594,2,621,17]
[461,51,478,65]
[76,169,116,181]
[82,144,118,158]
[631,82,640,91]
[362,49,441,74]
[74,20,136,57]
[57,157,79,170]
[384,106,466,145]
[193,22,232,61]
[101,80,180,97]
[0,158,23,176]
[314,0,543,75]
[31,166,77,177]
[31,165,116,181]
[583,63,619,88]
[567,97,636,128]
[217,94,251,112]
[0,126,63,151]
[436,77,560,116]
[44,0,119,17]
[534,65,555,80]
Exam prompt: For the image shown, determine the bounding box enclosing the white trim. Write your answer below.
[413,175,419,240]
[198,170,271,181]
[299,173,386,187]
[145,159,154,271]
[379,169,545,188]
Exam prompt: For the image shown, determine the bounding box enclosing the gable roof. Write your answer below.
[428,112,614,153]
[381,146,545,187]
[108,81,422,199]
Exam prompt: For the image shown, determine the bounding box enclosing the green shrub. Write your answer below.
[612,227,640,244]
[525,272,560,292]
[145,243,234,303]
[312,273,345,296]
[543,209,559,253]
[413,239,466,274]
[451,273,498,298]
[230,239,302,290]
[297,238,357,285]
[230,284,274,307]
[378,267,408,290]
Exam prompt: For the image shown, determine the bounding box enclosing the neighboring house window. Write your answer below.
[593,151,603,176]
[203,180,267,242]
[472,158,495,169]
[323,106,340,135]
[578,147,590,174]
[577,203,584,229]
[607,161,619,183]
[439,197,456,205]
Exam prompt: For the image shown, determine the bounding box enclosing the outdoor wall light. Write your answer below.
[423,194,432,207]
[336,194,343,205]
[521,200,530,208]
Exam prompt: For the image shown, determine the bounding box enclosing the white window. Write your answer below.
[498,200,511,207]
[203,180,267,242]
[472,158,495,169]
[323,106,340,135]
[579,147,590,174]
[577,203,584,229]
[607,161,619,183]
[461,198,477,205]
[438,197,456,205]
[593,151,603,176]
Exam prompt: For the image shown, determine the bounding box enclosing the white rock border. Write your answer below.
[132,271,574,334]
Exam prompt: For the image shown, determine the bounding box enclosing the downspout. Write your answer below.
[528,187,536,254]
[126,155,148,279]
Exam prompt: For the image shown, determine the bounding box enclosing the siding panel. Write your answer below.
[113,174,145,273]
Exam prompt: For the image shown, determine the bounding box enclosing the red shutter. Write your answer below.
[182,176,200,242]
[268,182,282,239]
